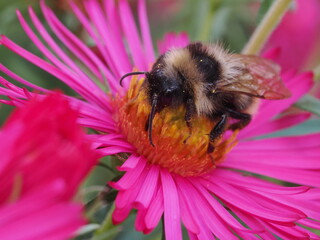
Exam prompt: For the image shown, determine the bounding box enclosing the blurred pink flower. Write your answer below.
[264,0,320,71]
[0,0,319,239]
[0,93,98,239]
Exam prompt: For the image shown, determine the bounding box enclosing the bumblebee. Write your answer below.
[120,42,291,152]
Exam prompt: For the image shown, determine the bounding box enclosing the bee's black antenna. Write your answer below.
[119,71,149,87]
[148,94,158,147]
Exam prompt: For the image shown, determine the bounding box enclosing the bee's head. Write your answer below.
[146,67,185,109]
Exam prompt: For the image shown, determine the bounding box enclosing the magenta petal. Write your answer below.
[0,64,48,93]
[111,156,146,190]
[222,161,320,187]
[144,186,164,231]
[134,164,160,209]
[118,154,141,171]
[85,0,132,77]
[118,0,148,71]
[112,205,132,225]
[203,180,304,223]
[138,0,156,65]
[160,169,182,240]
[235,133,320,151]
[212,169,309,195]
[176,178,238,239]
[134,208,147,232]
[238,112,310,139]
[176,182,200,234]
[194,180,265,233]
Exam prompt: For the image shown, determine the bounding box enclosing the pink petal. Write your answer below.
[138,0,156,65]
[118,0,148,71]
[144,186,164,231]
[134,164,160,209]
[176,177,238,239]
[84,0,132,77]
[221,161,320,187]
[110,156,146,190]
[160,169,182,240]
[202,180,304,223]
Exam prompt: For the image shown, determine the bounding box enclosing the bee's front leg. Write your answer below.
[207,114,228,153]
[227,109,251,130]
[183,98,196,143]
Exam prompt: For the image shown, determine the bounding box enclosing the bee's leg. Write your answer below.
[207,114,228,153]
[227,109,251,130]
[183,98,196,143]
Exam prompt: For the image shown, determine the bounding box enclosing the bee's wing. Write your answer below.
[217,55,291,99]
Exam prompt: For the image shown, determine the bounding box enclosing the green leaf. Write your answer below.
[295,95,320,117]
[257,0,275,23]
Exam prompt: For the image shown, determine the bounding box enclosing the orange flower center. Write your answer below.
[113,77,238,177]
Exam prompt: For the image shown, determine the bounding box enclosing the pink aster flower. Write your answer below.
[0,0,319,239]
[0,93,98,239]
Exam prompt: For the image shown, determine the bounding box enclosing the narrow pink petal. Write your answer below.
[30,4,119,97]
[134,208,147,232]
[176,186,200,234]
[176,177,238,240]
[266,193,320,220]
[138,0,156,65]
[96,146,133,156]
[299,219,320,229]
[119,0,148,70]
[41,1,120,93]
[117,154,141,171]
[28,7,95,86]
[187,232,198,240]
[69,1,120,93]
[68,98,112,120]
[134,164,160,209]
[112,205,131,225]
[265,222,309,239]
[160,169,182,240]
[211,169,309,195]
[258,232,278,240]
[16,11,103,94]
[90,134,134,150]
[103,0,123,45]
[202,180,303,223]
[229,207,270,239]
[227,187,306,220]
[113,168,148,210]
[0,64,48,92]
[236,133,320,151]
[226,149,320,169]
[85,0,132,76]
[238,112,311,139]
[144,186,164,231]
[0,36,107,109]
[77,118,116,133]
[221,161,320,187]
[110,156,146,190]
[194,180,265,233]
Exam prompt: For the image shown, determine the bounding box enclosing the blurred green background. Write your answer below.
[0,0,319,239]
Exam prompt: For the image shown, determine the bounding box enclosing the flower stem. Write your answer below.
[242,0,293,55]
